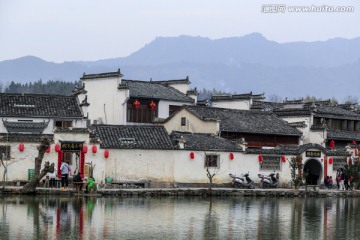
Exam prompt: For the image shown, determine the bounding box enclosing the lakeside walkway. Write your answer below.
[2,186,360,198]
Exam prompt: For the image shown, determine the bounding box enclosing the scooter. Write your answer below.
[229,172,255,189]
[258,173,279,188]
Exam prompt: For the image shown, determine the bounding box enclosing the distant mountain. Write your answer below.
[1,33,360,100]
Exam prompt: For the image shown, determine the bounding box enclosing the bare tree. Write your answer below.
[267,94,283,103]
[204,154,223,192]
[343,95,359,105]
[22,137,54,194]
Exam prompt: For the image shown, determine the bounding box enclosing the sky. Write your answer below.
[0,0,359,63]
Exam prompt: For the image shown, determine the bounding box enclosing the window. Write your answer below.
[333,157,347,171]
[205,154,219,168]
[260,156,281,171]
[55,120,72,128]
[0,146,10,161]
[127,100,158,123]
[181,117,186,126]
[169,105,181,116]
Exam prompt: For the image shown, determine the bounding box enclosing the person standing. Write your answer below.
[47,166,58,188]
[60,161,70,190]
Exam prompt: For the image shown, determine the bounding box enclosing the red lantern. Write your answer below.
[328,158,333,164]
[92,145,97,154]
[19,143,24,152]
[55,143,60,153]
[82,145,88,154]
[352,141,357,145]
[229,152,234,160]
[45,147,51,153]
[133,100,140,109]
[281,155,286,163]
[104,149,109,158]
[258,155,263,163]
[349,157,353,165]
[190,152,195,159]
[149,101,156,111]
[329,140,335,149]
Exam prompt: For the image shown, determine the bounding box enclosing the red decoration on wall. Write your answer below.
[104,149,109,158]
[149,101,156,111]
[45,147,51,153]
[229,152,234,160]
[82,145,88,154]
[190,152,195,159]
[329,140,335,149]
[92,145,97,154]
[133,100,140,109]
[19,143,24,152]
[328,158,333,164]
[281,155,286,163]
[258,155,263,163]
[55,143,61,153]
[80,151,85,178]
[352,141,357,145]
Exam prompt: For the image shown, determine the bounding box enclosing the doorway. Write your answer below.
[303,159,323,185]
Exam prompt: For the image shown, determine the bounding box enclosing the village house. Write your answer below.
[0,70,358,187]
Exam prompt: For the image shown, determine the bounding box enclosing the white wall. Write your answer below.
[83,77,128,125]
[163,109,219,134]
[211,100,251,110]
[157,100,192,119]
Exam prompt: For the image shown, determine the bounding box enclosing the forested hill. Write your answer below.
[2,80,79,96]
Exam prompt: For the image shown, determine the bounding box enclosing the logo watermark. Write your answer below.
[261,4,355,13]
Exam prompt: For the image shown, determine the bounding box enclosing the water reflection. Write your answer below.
[1,196,360,239]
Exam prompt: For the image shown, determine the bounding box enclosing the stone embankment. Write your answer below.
[2,186,360,198]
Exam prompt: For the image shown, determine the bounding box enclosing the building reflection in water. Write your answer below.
[1,196,360,239]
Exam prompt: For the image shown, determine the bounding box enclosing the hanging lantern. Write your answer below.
[328,158,333,164]
[104,149,109,158]
[329,140,335,149]
[45,147,51,153]
[92,145,97,154]
[149,101,156,111]
[82,145,88,154]
[352,140,357,145]
[281,155,286,163]
[190,152,195,159]
[19,143,24,152]
[133,100,140,109]
[258,155,263,163]
[229,152,234,160]
[55,143,61,153]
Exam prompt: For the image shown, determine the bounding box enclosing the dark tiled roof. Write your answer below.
[245,143,350,156]
[2,120,49,134]
[80,69,123,80]
[170,131,241,152]
[211,92,265,101]
[273,108,312,117]
[327,130,360,141]
[287,121,307,128]
[310,124,327,131]
[54,127,90,133]
[185,106,302,136]
[152,77,190,85]
[314,105,360,120]
[0,133,54,143]
[121,80,194,103]
[0,93,83,118]
[91,124,174,150]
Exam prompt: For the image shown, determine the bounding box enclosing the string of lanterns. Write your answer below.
[132,100,157,111]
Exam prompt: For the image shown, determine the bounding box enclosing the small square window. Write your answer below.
[205,155,219,168]
[0,145,11,161]
[181,117,186,126]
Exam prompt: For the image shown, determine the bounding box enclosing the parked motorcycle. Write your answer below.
[229,172,255,189]
[258,173,279,188]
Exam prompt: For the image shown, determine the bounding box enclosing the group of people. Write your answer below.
[335,168,351,190]
[46,161,96,193]
[324,176,333,189]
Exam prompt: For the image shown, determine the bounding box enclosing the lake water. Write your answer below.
[0,195,359,240]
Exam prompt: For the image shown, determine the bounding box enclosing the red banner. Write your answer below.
[80,151,85,178]
[57,150,63,179]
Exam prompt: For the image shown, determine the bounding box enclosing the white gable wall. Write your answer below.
[163,109,219,134]
[211,100,251,110]
[83,77,127,125]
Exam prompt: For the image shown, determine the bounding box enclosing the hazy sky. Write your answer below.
[0,0,359,62]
